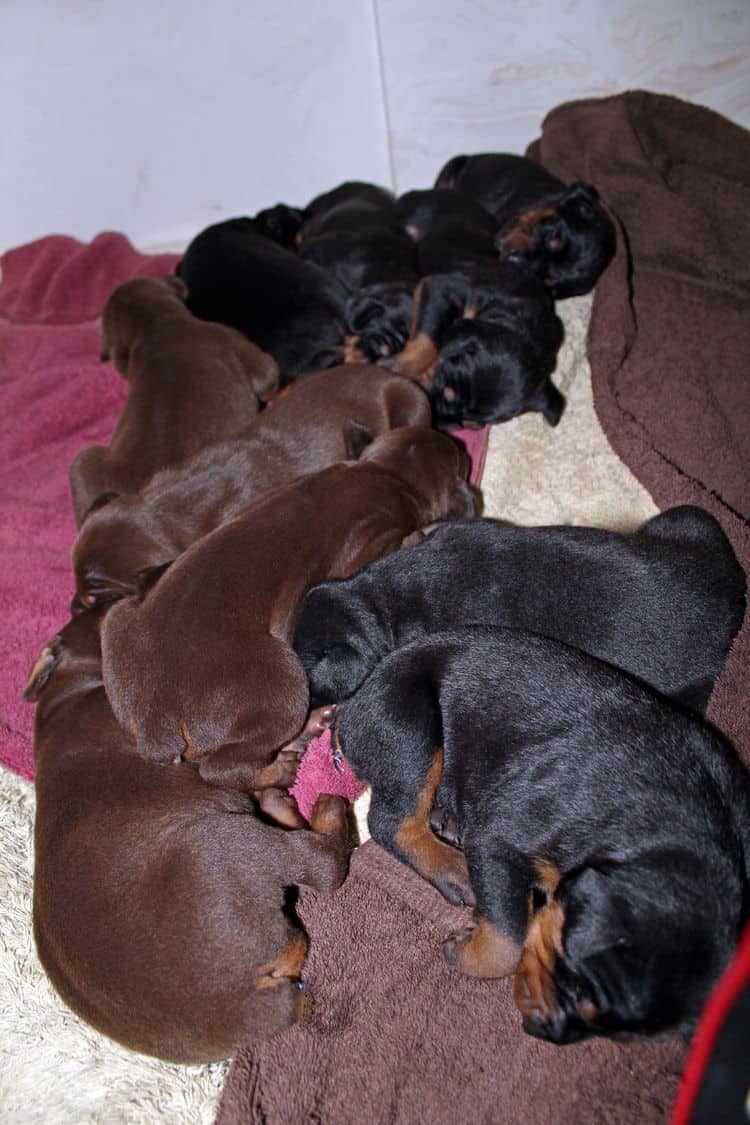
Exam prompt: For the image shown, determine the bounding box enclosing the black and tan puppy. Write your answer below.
[298,182,419,362]
[69,276,280,527]
[101,426,478,793]
[294,506,746,716]
[334,626,750,1042]
[72,365,431,609]
[395,187,500,276]
[436,152,616,298]
[177,215,353,378]
[384,264,564,428]
[25,610,350,1064]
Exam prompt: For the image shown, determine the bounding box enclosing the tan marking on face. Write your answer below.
[251,934,308,990]
[395,749,473,897]
[446,917,522,978]
[23,644,58,700]
[500,204,558,253]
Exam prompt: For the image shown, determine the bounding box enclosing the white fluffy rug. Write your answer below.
[0,295,658,1123]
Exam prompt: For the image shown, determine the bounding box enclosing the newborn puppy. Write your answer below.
[383,264,564,428]
[101,426,478,792]
[25,610,350,1064]
[435,152,616,298]
[69,276,280,527]
[294,506,746,716]
[334,626,750,1042]
[177,216,352,378]
[72,365,431,609]
[298,182,419,361]
[395,187,500,276]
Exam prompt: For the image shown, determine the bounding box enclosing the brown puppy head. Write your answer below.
[514,860,733,1043]
[100,275,189,366]
[357,426,480,524]
[72,496,174,608]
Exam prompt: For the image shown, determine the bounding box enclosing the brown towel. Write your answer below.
[528,90,750,764]
[217,842,685,1124]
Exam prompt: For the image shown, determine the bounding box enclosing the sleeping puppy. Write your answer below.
[395,187,500,276]
[383,265,564,428]
[435,152,616,298]
[294,506,746,717]
[69,276,280,527]
[297,182,419,361]
[71,365,431,609]
[24,610,350,1064]
[101,426,479,792]
[177,215,353,378]
[333,626,750,1042]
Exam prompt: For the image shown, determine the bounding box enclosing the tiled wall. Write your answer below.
[4,0,750,249]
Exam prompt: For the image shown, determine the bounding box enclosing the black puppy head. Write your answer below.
[293,581,385,706]
[496,182,616,299]
[430,325,564,429]
[72,500,174,609]
[514,862,731,1044]
[252,203,305,247]
[347,285,414,360]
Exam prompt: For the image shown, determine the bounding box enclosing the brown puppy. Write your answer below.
[69,276,280,527]
[72,365,431,608]
[101,426,479,791]
[25,610,350,1064]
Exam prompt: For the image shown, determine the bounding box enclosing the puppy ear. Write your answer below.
[133,561,173,601]
[161,274,188,300]
[563,181,600,203]
[23,636,64,701]
[80,490,120,523]
[342,418,377,460]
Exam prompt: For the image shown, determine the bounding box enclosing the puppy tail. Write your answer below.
[534,381,565,426]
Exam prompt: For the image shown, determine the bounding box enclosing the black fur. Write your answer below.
[294,506,746,714]
[177,215,350,378]
[435,152,616,298]
[335,626,750,1042]
[298,182,418,360]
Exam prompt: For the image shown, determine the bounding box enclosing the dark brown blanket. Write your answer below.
[218,91,750,1123]
[528,90,750,766]
[217,842,685,1125]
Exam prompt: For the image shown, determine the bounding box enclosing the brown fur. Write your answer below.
[69,276,280,527]
[101,427,479,791]
[394,750,474,905]
[72,365,431,608]
[26,612,350,1064]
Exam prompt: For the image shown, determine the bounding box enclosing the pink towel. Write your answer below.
[0,233,487,789]
[0,233,179,779]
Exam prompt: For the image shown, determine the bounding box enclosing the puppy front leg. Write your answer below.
[441,840,530,978]
[381,274,470,384]
[367,750,476,908]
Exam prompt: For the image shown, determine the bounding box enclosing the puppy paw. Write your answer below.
[309,793,348,836]
[433,871,476,909]
[430,805,463,848]
[441,927,474,969]
[255,786,307,829]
